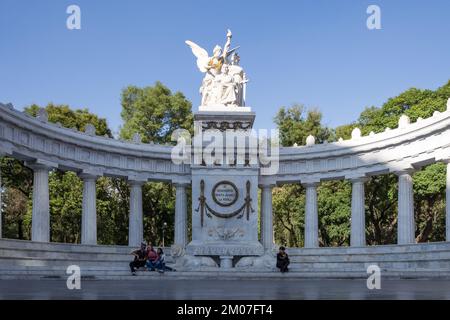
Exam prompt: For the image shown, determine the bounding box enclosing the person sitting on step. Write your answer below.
[145,245,158,271]
[153,248,166,273]
[129,242,148,276]
[276,246,290,273]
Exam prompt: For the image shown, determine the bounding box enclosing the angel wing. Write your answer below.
[185,40,210,73]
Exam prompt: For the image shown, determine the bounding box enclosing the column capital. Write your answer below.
[128,179,147,187]
[302,181,320,188]
[26,159,57,171]
[79,171,100,181]
[348,176,369,183]
[394,169,415,177]
[173,182,190,188]
[258,183,276,189]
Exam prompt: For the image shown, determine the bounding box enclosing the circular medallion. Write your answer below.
[212,181,238,207]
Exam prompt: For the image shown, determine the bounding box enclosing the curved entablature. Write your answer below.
[0,103,190,183]
[271,100,450,184]
[2,101,450,185]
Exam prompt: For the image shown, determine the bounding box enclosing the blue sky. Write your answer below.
[1,0,450,135]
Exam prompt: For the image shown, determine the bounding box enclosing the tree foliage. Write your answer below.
[274,104,334,146]
[120,82,193,143]
[273,80,450,247]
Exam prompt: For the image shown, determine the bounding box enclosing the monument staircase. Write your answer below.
[1,238,450,280]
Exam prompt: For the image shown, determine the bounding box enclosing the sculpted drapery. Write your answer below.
[186,30,248,107]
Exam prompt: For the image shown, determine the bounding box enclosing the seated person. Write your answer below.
[153,248,166,273]
[129,242,148,276]
[276,246,290,273]
[145,245,158,271]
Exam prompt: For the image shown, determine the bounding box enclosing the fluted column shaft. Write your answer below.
[304,183,319,248]
[446,163,450,241]
[397,171,415,244]
[351,178,367,247]
[129,181,144,247]
[80,174,97,245]
[31,166,51,242]
[260,184,274,250]
[0,166,3,239]
[174,183,188,247]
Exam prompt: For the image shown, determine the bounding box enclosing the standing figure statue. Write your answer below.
[229,53,248,106]
[217,64,238,107]
[186,29,248,107]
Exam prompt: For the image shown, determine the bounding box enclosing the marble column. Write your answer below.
[260,184,274,251]
[303,182,319,248]
[397,170,415,244]
[80,174,97,245]
[128,180,144,247]
[174,183,188,247]
[0,165,2,239]
[30,164,51,242]
[351,178,367,247]
[446,162,450,241]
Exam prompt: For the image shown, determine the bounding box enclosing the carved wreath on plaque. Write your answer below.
[195,180,255,227]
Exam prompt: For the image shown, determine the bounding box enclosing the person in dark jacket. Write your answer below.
[129,242,148,275]
[276,246,290,273]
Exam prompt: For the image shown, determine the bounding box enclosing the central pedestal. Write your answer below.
[185,108,264,268]
[187,166,264,262]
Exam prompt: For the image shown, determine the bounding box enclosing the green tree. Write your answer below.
[273,80,450,246]
[119,82,194,246]
[1,104,114,242]
[274,104,334,146]
[120,82,193,143]
[272,104,351,247]
[357,81,450,243]
[26,104,112,137]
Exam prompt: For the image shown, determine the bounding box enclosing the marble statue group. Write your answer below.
[186,29,248,107]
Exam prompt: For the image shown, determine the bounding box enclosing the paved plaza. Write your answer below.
[1,279,450,300]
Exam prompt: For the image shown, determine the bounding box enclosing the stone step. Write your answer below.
[2,239,450,280]
[0,258,175,269]
[2,270,450,281]
[285,242,450,255]
[288,260,450,269]
[0,238,172,255]
[288,252,450,263]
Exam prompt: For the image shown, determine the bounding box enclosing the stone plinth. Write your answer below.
[199,105,252,113]
[189,167,262,261]
[194,108,255,132]
[188,107,262,267]
[187,241,264,257]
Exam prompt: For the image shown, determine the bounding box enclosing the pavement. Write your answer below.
[1,278,450,299]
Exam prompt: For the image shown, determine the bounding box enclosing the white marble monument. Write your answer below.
[186,29,251,112]
[180,30,273,269]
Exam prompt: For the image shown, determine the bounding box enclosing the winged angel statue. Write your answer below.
[186,29,248,107]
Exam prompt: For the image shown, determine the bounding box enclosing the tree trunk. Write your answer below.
[17,219,23,239]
